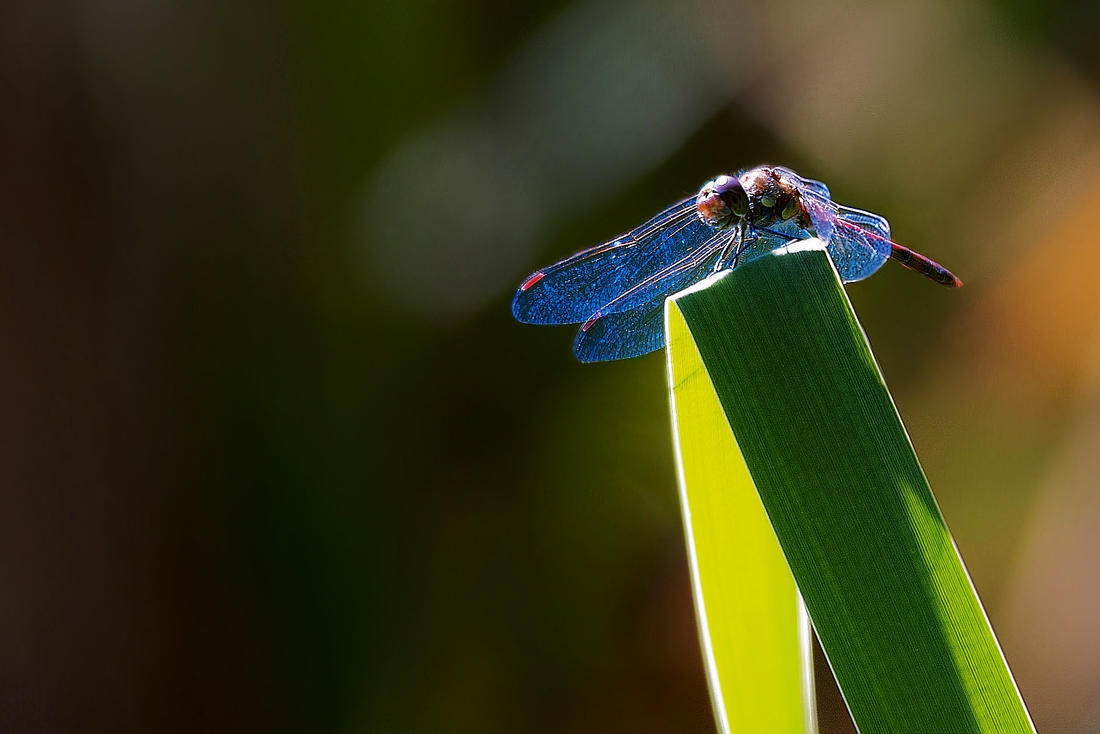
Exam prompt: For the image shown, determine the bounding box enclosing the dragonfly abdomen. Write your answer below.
[888,243,963,287]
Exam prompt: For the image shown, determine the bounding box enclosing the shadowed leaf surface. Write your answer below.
[666,243,1034,733]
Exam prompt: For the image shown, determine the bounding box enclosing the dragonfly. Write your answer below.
[512,165,961,362]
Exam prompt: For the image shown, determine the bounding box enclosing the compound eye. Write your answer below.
[696,191,730,228]
[717,178,749,218]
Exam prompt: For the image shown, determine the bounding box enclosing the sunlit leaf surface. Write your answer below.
[667,288,815,734]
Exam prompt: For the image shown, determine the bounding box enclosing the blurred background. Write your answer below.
[2,0,1099,731]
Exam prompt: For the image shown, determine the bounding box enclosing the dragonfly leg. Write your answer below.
[713,224,743,272]
[732,231,748,268]
[732,222,761,268]
[756,225,799,243]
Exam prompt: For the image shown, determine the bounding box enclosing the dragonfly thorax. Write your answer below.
[695,175,748,229]
[742,166,814,231]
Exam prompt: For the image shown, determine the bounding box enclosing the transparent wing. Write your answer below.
[775,166,831,200]
[795,185,891,283]
[828,205,892,282]
[801,188,839,244]
[572,232,727,362]
[512,196,716,324]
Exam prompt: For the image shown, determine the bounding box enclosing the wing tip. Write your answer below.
[510,288,529,322]
[573,311,608,362]
[519,271,545,292]
[512,271,549,323]
[580,310,602,332]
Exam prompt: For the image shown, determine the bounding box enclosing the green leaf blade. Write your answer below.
[666,243,1034,733]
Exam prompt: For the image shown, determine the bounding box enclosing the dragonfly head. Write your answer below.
[696,175,749,229]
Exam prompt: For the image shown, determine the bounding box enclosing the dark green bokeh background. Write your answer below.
[3,1,1099,732]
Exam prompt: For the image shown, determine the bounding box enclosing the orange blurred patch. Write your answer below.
[956,175,1100,414]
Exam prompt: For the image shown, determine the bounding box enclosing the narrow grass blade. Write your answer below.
[667,297,816,734]
[665,242,1035,733]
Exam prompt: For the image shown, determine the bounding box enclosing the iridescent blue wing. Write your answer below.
[513,197,716,324]
[573,232,727,362]
[574,305,669,362]
[828,205,892,282]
